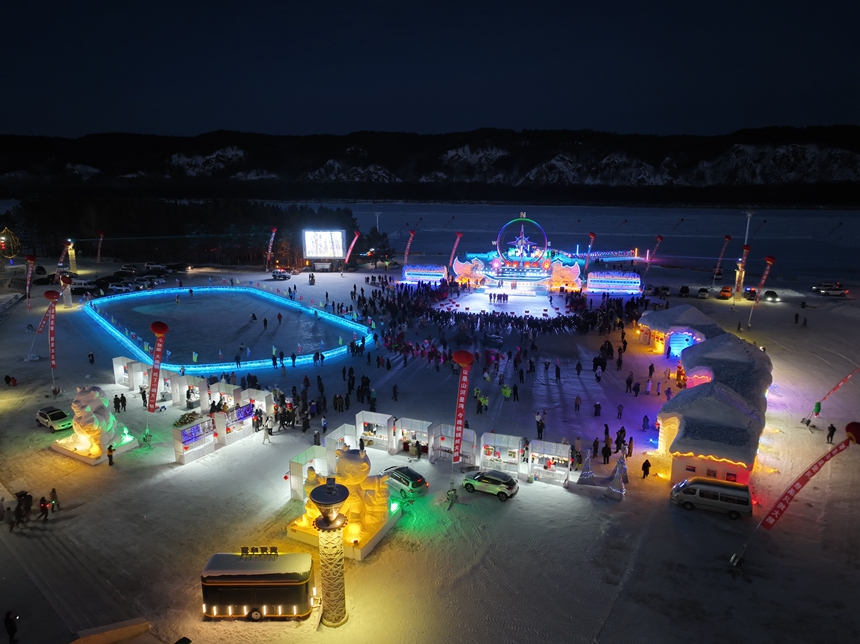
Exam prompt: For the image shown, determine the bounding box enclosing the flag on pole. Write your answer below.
[192,352,198,363]
[272,345,277,355]
[218,350,223,360]
[166,350,172,359]
[144,342,150,352]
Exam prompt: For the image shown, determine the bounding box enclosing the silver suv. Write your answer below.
[463,469,519,502]
[36,407,73,432]
[271,268,290,280]
[384,466,428,498]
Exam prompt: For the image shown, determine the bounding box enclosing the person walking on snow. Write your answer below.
[627,437,634,457]
[827,424,837,444]
[617,403,623,419]
[642,459,652,478]
[262,423,271,444]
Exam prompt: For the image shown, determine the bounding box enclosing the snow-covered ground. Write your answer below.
[1,204,859,644]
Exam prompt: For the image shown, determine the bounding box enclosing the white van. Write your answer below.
[669,477,752,519]
[70,279,97,289]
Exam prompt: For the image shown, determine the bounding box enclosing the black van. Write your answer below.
[201,552,315,621]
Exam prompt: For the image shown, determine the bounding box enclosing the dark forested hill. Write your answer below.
[1,126,858,206]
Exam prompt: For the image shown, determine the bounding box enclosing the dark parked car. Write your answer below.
[679,286,690,298]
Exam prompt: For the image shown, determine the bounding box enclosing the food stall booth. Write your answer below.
[213,400,256,447]
[428,422,477,468]
[394,417,432,457]
[355,411,395,452]
[478,433,524,476]
[238,388,275,417]
[173,414,216,465]
[288,445,329,501]
[202,381,242,413]
[324,423,358,473]
[528,439,572,485]
[169,373,208,409]
[112,356,148,392]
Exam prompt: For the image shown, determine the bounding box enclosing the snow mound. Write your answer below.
[680,333,772,413]
[231,170,279,181]
[694,144,860,185]
[65,163,100,177]
[418,171,449,183]
[440,146,509,173]
[663,381,765,465]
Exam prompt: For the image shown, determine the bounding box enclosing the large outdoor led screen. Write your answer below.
[302,230,346,259]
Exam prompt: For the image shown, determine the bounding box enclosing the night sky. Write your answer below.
[1,1,857,138]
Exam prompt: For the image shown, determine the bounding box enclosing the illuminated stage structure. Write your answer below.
[450,213,637,295]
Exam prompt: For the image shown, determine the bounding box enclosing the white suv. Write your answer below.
[271,268,290,280]
[144,262,170,272]
[463,469,519,502]
[384,466,428,498]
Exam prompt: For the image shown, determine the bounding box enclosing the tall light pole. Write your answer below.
[374,211,381,232]
[310,478,350,628]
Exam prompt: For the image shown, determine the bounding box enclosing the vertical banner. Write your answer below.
[752,256,776,308]
[147,322,170,412]
[714,234,732,277]
[54,241,71,283]
[265,227,277,270]
[451,350,475,464]
[48,303,57,368]
[762,438,853,531]
[644,235,664,275]
[448,232,463,267]
[37,301,55,334]
[734,244,752,297]
[344,230,361,266]
[96,231,105,264]
[584,232,596,271]
[25,255,36,310]
[403,230,417,268]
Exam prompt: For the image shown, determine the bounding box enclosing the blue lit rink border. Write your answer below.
[84,286,375,375]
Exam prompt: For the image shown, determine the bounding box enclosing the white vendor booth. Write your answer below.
[394,417,432,457]
[528,440,571,485]
[173,415,216,464]
[355,411,395,452]
[428,422,477,468]
[213,401,256,447]
[169,374,208,409]
[202,381,242,413]
[238,388,275,416]
[112,357,148,392]
[479,433,525,475]
[288,445,329,501]
[324,423,359,473]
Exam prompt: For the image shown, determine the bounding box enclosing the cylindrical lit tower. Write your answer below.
[310,478,350,627]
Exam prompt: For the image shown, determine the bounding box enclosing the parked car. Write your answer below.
[713,267,723,280]
[744,287,757,301]
[271,268,290,280]
[384,465,429,498]
[697,288,710,299]
[717,286,733,300]
[164,262,192,272]
[658,286,671,296]
[763,290,781,302]
[462,469,519,502]
[812,282,843,293]
[114,270,135,279]
[144,262,169,271]
[121,264,138,272]
[642,284,655,296]
[34,265,47,275]
[109,283,136,293]
[36,407,73,432]
[387,260,401,268]
[679,286,690,298]
[819,286,849,297]
[32,275,54,285]
[670,477,752,520]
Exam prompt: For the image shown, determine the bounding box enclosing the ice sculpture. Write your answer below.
[68,386,118,457]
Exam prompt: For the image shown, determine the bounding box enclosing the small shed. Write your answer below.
[638,304,726,357]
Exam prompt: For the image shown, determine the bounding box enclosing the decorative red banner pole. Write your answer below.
[264,228,277,270]
[43,290,60,390]
[748,256,776,327]
[147,321,169,413]
[403,230,417,268]
[712,234,732,286]
[344,230,361,267]
[54,241,71,283]
[451,350,475,465]
[584,232,596,271]
[96,230,105,264]
[25,255,36,310]
[644,235,664,275]
[448,232,463,268]
[733,244,752,301]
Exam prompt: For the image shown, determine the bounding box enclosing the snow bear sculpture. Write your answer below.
[69,386,117,457]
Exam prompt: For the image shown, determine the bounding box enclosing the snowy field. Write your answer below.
[0,203,859,644]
